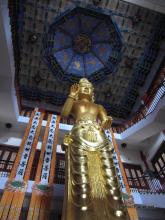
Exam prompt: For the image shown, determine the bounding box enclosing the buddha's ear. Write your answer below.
[92,94,95,102]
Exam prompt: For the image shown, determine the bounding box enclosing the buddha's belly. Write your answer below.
[71,122,108,151]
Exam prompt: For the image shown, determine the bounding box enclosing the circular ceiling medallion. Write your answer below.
[73,34,92,54]
[43,7,122,83]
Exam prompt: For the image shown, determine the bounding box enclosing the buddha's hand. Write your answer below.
[101,116,113,130]
[63,134,73,146]
[69,83,79,99]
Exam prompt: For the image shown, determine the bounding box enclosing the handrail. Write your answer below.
[20,77,165,133]
[20,110,75,125]
[1,158,164,195]
[113,80,165,134]
[127,173,165,194]
[0,152,66,183]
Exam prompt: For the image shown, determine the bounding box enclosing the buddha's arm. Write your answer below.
[61,83,79,117]
[61,97,75,117]
[98,105,112,129]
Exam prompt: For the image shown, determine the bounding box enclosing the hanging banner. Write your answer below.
[40,114,57,183]
[27,114,60,220]
[15,111,41,180]
[0,109,44,220]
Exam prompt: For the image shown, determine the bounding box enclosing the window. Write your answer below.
[0,145,66,184]
[123,163,148,189]
[0,145,18,178]
[152,141,165,179]
[54,153,65,184]
[29,149,41,180]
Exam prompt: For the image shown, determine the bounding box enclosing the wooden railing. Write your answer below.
[1,162,165,195]
[113,80,165,134]
[128,173,165,194]
[20,65,165,134]
[0,151,65,184]
[1,149,165,195]
[0,160,14,178]
[20,110,75,125]
[20,81,164,135]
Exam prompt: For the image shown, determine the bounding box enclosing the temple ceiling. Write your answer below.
[9,0,165,120]
[43,7,122,82]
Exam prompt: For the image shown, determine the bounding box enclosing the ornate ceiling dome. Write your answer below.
[43,7,122,83]
[9,0,165,120]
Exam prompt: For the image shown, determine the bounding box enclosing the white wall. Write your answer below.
[0,1,19,123]
[119,132,165,172]
[137,207,165,220]
[146,132,165,160]
[133,190,165,209]
[119,147,146,170]
[124,0,165,14]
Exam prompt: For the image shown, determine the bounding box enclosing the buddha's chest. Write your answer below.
[72,101,99,119]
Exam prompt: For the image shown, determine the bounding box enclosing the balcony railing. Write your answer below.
[0,153,65,184]
[0,160,14,178]
[20,109,75,125]
[20,82,165,135]
[1,160,165,196]
[1,145,164,194]
[128,173,165,194]
[113,80,165,134]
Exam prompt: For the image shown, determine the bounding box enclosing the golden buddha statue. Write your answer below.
[61,78,130,220]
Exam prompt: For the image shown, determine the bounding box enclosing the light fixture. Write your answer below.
[92,0,101,6]
[33,73,42,85]
[5,123,12,129]
[124,57,134,69]
[28,33,38,44]
[132,13,142,26]
[121,143,127,149]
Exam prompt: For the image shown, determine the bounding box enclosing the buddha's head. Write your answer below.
[78,78,94,102]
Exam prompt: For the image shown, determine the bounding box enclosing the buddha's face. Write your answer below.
[79,85,92,94]
[78,84,93,100]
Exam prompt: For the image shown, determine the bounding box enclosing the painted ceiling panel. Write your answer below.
[84,53,104,75]
[9,0,165,120]
[80,13,100,34]
[92,43,112,65]
[43,6,122,82]
[60,15,80,36]
[54,48,74,70]
[53,31,72,51]
[91,22,111,42]
[67,54,85,76]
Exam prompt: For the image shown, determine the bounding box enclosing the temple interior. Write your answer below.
[0,0,165,220]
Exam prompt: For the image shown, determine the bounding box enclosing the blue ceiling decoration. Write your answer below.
[43,7,122,83]
[9,0,165,120]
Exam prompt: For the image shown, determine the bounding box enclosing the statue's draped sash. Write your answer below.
[62,122,129,220]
